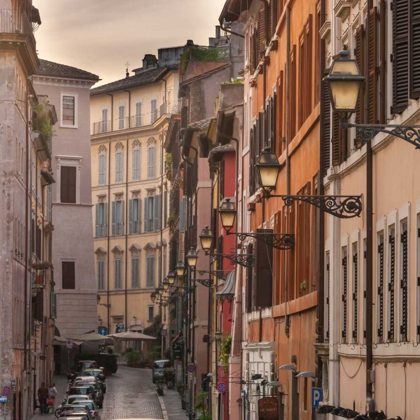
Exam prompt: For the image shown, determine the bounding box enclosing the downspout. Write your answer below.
[219,21,245,39]
[107,141,111,332]
[123,90,131,129]
[106,94,114,131]
[24,89,30,373]
[125,137,129,331]
[160,128,164,356]
[284,6,291,337]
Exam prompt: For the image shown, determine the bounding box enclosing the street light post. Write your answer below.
[324,48,420,412]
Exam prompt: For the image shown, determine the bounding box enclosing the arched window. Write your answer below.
[132,140,141,181]
[98,145,107,186]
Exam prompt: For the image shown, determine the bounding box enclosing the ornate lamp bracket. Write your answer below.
[208,253,254,268]
[226,231,295,250]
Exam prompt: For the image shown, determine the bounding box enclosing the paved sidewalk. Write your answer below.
[161,388,186,419]
[32,375,67,419]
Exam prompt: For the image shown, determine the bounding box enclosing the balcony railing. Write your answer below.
[0,10,36,48]
[91,103,169,135]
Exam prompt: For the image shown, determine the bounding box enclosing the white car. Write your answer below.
[66,395,90,405]
[72,400,101,420]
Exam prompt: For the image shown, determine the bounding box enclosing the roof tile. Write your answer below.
[36,59,99,81]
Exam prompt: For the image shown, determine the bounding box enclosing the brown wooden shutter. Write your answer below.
[331,113,340,165]
[270,0,277,38]
[246,244,253,313]
[62,261,75,289]
[250,29,256,72]
[61,166,76,204]
[306,15,313,120]
[322,77,331,173]
[277,71,284,155]
[254,229,273,309]
[410,0,420,98]
[34,291,44,322]
[271,94,276,155]
[259,8,266,56]
[367,7,378,124]
[355,25,365,148]
[290,45,297,139]
[379,1,387,122]
[392,0,409,113]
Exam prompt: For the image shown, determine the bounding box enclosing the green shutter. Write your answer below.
[144,198,149,232]
[129,199,134,234]
[103,203,108,236]
[119,201,124,235]
[112,202,117,235]
[95,204,100,237]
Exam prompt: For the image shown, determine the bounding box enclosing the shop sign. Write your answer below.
[258,397,279,420]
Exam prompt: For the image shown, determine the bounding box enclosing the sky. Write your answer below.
[34,0,226,86]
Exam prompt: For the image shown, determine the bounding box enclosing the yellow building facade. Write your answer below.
[90,56,180,338]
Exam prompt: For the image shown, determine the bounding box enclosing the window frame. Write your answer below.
[131,257,140,289]
[60,93,78,128]
[62,260,76,290]
[115,150,124,183]
[146,255,155,288]
[135,101,143,127]
[148,305,154,321]
[114,258,123,290]
[98,260,106,291]
[147,146,156,179]
[150,98,158,124]
[132,146,141,181]
[118,105,125,130]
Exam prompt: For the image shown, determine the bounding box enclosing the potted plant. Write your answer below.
[163,367,175,388]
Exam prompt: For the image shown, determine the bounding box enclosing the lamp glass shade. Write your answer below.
[256,150,281,189]
[163,278,169,290]
[167,271,176,284]
[186,248,198,267]
[325,50,365,113]
[151,293,156,303]
[219,199,237,230]
[215,330,222,341]
[158,286,164,295]
[199,226,214,252]
[175,260,186,277]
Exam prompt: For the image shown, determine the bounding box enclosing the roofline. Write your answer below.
[180,63,231,87]
[90,67,176,97]
[33,73,100,85]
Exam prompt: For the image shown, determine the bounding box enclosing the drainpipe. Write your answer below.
[107,141,111,332]
[219,21,245,39]
[106,94,114,131]
[160,128,164,357]
[284,6,291,337]
[366,0,374,411]
[125,137,129,331]
[123,90,131,129]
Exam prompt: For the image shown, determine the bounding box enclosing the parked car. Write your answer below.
[67,386,95,400]
[72,400,101,419]
[152,360,171,383]
[76,360,97,373]
[66,395,90,405]
[59,417,88,420]
[82,369,107,393]
[57,404,93,419]
[72,382,104,408]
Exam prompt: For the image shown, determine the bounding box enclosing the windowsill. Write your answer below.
[60,123,78,129]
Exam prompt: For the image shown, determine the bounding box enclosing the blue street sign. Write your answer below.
[217,383,227,394]
[311,387,323,408]
[0,396,8,403]
[98,327,108,336]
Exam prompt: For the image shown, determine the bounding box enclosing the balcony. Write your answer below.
[0,9,36,49]
[91,103,169,135]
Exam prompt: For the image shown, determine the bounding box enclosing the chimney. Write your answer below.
[215,25,221,39]
[142,54,158,69]
[186,40,194,47]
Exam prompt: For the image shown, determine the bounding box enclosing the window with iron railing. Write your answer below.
[388,226,396,342]
[400,221,408,342]
[377,234,385,342]
[352,244,359,343]
[341,247,348,343]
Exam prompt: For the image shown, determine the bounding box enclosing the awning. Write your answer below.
[41,170,55,185]
[107,331,156,341]
[216,270,236,301]
[216,110,236,145]
[208,144,235,164]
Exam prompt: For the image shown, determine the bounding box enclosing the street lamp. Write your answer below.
[167,270,176,285]
[175,260,186,278]
[199,226,214,253]
[158,286,164,296]
[255,148,282,190]
[186,248,199,268]
[215,330,222,341]
[151,293,156,304]
[324,49,364,113]
[163,277,169,291]
[219,199,237,230]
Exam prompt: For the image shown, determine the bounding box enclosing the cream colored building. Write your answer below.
[90,51,183,338]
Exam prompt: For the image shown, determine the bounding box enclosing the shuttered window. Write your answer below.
[163,191,168,228]
[112,201,124,236]
[62,95,75,125]
[61,166,76,204]
[101,109,108,133]
[131,258,140,288]
[154,194,162,231]
[258,7,266,58]
[249,127,256,195]
[392,0,409,114]
[50,293,57,319]
[363,239,367,342]
[179,197,186,233]
[114,259,122,289]
[136,102,142,127]
[341,247,348,343]
[377,234,385,342]
[95,203,107,237]
[62,261,75,290]
[400,221,408,341]
[34,290,44,322]
[322,75,331,174]
[277,70,284,155]
[290,45,297,139]
[368,7,378,124]
[254,229,273,310]
[151,99,158,124]
[325,252,330,342]
[250,28,256,72]
[98,261,105,290]
[148,306,154,321]
[410,0,420,98]
[355,25,365,148]
[132,147,141,181]
[99,153,107,185]
[118,105,125,129]
[388,227,396,341]
[146,256,155,287]
[379,1,387,123]
[270,0,277,38]
[148,147,156,179]
[269,95,276,154]
[129,199,141,234]
[115,151,124,183]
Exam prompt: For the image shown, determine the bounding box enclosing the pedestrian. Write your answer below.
[37,382,49,414]
[48,382,58,408]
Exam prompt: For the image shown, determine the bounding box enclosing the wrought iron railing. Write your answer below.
[0,10,36,47]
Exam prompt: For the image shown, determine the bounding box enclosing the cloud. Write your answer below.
[34,0,226,85]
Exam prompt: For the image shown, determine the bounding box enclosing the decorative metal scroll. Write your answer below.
[227,232,295,250]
